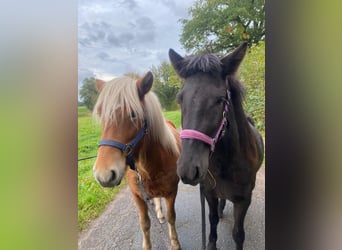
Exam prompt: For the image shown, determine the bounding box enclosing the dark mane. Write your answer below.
[228,75,258,162]
[178,54,223,78]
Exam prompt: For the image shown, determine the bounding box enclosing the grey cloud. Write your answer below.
[136,30,156,44]
[119,32,135,43]
[107,33,122,47]
[97,51,110,60]
[128,21,136,29]
[158,0,190,17]
[79,21,111,46]
[136,16,155,30]
[97,52,119,62]
[118,0,138,9]
[79,37,91,47]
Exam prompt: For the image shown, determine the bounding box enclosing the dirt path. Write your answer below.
[78,167,264,250]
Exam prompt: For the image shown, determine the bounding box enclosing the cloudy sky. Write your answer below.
[78,0,195,91]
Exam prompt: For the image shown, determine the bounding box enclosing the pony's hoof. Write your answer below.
[171,239,181,250]
[207,242,217,250]
[158,216,166,224]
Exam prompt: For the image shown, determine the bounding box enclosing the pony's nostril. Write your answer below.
[109,170,116,182]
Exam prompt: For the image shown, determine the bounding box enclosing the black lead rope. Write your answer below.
[200,182,206,250]
[78,155,97,161]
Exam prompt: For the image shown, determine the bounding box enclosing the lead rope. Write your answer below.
[135,170,173,249]
[200,182,206,250]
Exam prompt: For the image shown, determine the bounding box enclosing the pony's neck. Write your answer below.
[222,105,258,166]
[135,135,166,178]
[222,109,242,155]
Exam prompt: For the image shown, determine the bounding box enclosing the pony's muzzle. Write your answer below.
[94,168,121,188]
[178,165,201,186]
[93,148,126,188]
[177,154,205,185]
[177,140,209,185]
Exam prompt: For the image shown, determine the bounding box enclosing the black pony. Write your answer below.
[169,42,264,250]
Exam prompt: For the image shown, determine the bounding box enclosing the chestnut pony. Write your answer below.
[92,72,181,250]
[169,43,264,250]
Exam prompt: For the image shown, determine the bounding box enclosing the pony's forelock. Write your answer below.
[179,53,223,78]
[93,77,144,128]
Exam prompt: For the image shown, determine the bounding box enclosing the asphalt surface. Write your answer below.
[78,167,264,250]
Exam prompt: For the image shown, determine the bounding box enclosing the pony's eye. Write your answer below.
[130,111,137,119]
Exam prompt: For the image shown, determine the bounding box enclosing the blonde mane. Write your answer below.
[93,76,179,155]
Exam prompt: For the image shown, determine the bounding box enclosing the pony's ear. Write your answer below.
[137,71,153,99]
[95,79,105,92]
[221,42,248,75]
[169,49,185,77]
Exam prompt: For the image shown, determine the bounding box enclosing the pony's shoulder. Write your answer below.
[165,119,177,129]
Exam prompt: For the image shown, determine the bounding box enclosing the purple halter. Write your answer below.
[180,90,230,152]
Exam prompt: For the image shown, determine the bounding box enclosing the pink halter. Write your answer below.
[180,90,230,152]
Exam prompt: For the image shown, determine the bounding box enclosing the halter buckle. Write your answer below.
[123,144,133,156]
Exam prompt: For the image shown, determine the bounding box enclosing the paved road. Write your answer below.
[78,167,264,250]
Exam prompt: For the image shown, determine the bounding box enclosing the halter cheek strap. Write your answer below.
[98,121,148,171]
[180,90,230,153]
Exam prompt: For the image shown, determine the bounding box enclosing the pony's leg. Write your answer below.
[132,194,151,250]
[218,199,226,218]
[206,195,219,250]
[153,197,165,224]
[232,196,251,250]
[165,194,181,250]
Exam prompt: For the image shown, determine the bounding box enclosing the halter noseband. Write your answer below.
[98,121,148,171]
[180,90,230,152]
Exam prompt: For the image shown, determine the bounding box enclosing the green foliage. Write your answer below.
[151,62,183,111]
[79,77,98,111]
[180,0,265,53]
[78,107,125,231]
[239,42,265,134]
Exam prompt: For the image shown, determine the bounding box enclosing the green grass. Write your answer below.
[78,107,181,231]
[163,110,181,128]
[78,105,92,118]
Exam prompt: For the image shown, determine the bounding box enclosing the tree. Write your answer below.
[180,0,265,53]
[79,77,98,111]
[151,62,183,111]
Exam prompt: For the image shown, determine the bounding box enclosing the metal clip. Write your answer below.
[136,170,142,183]
[123,144,132,156]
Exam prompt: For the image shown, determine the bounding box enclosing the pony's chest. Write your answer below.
[210,158,252,183]
[206,163,253,199]
[142,172,178,198]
